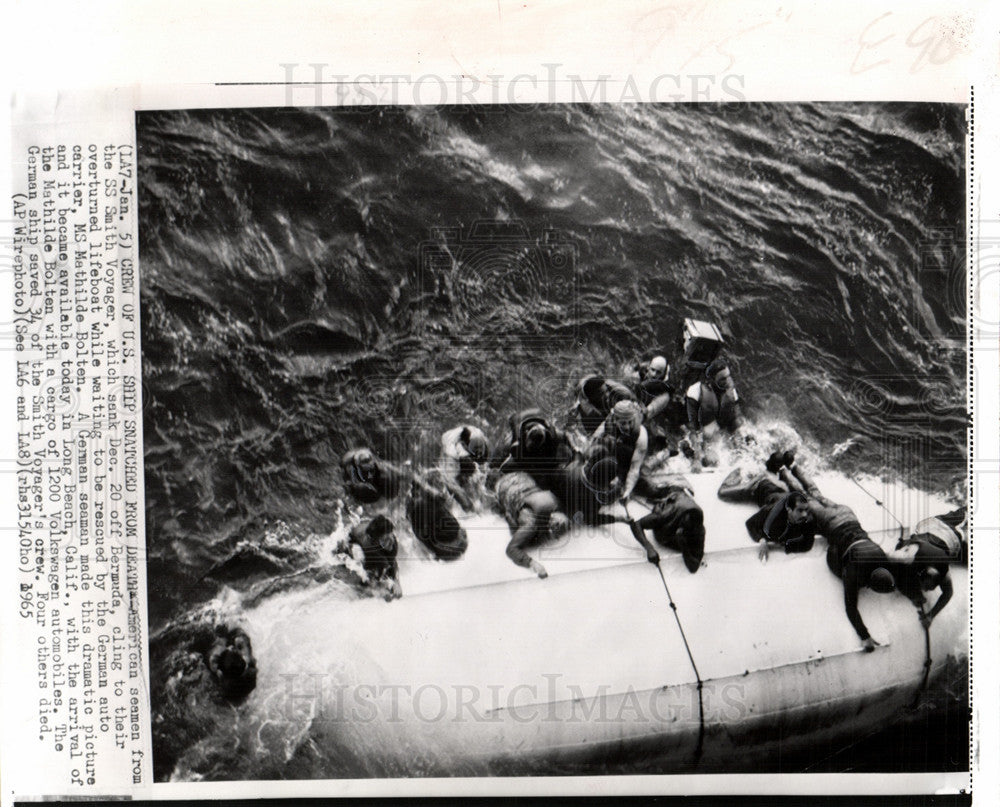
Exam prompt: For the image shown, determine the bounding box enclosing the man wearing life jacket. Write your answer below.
[495,472,571,579]
[634,355,672,407]
[496,408,573,490]
[346,514,401,596]
[685,360,744,464]
[556,452,622,529]
[891,507,964,627]
[407,480,469,561]
[779,459,896,651]
[719,450,816,561]
[587,400,648,504]
[633,355,685,453]
[343,446,455,510]
[438,424,490,510]
[341,448,410,504]
[628,481,706,573]
[575,376,637,435]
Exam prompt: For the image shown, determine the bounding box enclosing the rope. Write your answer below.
[624,502,705,765]
[849,477,905,540]
[909,607,933,710]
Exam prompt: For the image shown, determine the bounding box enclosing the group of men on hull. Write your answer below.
[337,319,963,651]
[720,450,963,650]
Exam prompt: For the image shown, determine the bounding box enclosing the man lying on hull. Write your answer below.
[624,483,706,573]
[765,452,897,652]
[495,471,571,579]
[891,506,965,627]
[718,450,816,561]
[578,441,704,572]
[342,447,469,560]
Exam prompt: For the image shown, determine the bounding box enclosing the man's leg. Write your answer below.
[825,542,843,578]
[717,468,752,502]
[718,470,787,506]
[779,464,815,496]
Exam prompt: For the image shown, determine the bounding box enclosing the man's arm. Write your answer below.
[438,474,474,510]
[491,433,514,470]
[783,528,815,554]
[685,395,701,432]
[497,443,521,476]
[644,391,672,420]
[926,574,954,622]
[723,388,745,432]
[552,426,576,463]
[586,419,607,451]
[842,565,874,647]
[627,516,660,564]
[379,460,414,494]
[745,507,770,543]
[505,509,547,578]
[622,427,648,500]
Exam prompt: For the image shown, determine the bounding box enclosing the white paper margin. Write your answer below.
[2,0,997,802]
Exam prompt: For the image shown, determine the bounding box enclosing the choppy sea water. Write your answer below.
[138,103,967,780]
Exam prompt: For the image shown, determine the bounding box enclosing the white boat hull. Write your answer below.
[237,471,967,775]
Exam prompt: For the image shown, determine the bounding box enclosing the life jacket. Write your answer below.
[516,413,555,458]
[762,493,793,542]
[577,397,605,434]
[636,378,671,408]
[902,517,963,559]
[577,378,634,434]
[407,489,468,560]
[602,379,636,410]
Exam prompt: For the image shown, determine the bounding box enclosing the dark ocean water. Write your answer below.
[137,103,967,780]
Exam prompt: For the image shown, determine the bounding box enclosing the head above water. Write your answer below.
[549,511,571,538]
[918,565,943,591]
[611,400,644,433]
[467,431,488,462]
[868,566,896,594]
[367,514,396,553]
[647,355,668,379]
[705,359,733,392]
[524,423,547,453]
[351,448,376,473]
[216,647,247,679]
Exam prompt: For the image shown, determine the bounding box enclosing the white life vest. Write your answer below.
[911,516,963,558]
